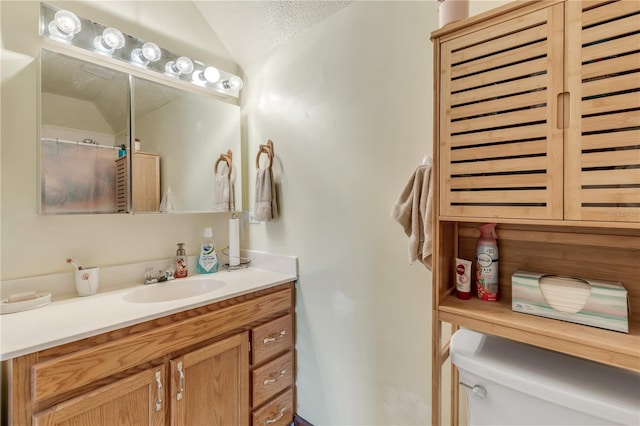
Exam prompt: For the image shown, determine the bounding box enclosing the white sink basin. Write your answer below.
[123,278,225,303]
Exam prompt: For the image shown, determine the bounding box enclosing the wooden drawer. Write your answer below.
[252,388,293,426]
[252,352,293,408]
[251,314,293,365]
[31,288,292,402]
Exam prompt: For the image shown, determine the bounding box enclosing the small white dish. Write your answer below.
[1,293,52,314]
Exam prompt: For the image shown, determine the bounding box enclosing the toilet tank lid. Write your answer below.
[451,329,640,425]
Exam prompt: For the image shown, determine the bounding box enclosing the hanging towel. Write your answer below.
[391,162,433,270]
[213,174,232,212]
[254,167,279,221]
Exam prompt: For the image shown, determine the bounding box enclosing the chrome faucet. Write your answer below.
[144,266,175,284]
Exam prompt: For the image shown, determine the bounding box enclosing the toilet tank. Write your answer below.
[451,329,640,425]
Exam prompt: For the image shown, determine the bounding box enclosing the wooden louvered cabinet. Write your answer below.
[438,0,639,224]
[431,1,639,425]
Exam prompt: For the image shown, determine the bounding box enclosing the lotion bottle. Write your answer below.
[476,223,499,301]
[175,243,188,278]
[197,227,219,274]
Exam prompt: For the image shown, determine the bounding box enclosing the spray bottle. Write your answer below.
[476,223,499,301]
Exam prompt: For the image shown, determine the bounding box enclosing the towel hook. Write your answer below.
[255,139,274,170]
[214,149,233,177]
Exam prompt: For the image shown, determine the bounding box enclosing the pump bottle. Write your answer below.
[175,243,188,278]
[476,223,499,301]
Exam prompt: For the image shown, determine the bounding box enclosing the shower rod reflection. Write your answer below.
[41,137,121,150]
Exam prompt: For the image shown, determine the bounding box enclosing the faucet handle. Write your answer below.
[144,267,158,285]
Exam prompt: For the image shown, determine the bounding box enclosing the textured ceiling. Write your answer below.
[41,50,184,133]
[194,1,353,68]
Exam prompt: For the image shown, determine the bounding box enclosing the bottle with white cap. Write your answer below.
[196,227,219,274]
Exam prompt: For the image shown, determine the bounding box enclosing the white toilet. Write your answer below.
[450,329,640,425]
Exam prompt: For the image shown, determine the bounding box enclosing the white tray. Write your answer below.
[1,293,52,314]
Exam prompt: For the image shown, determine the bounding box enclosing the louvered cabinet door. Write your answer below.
[565,0,640,223]
[439,3,565,220]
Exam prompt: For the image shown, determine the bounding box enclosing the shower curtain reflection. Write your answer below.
[40,139,118,213]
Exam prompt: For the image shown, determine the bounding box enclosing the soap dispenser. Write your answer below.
[175,243,188,278]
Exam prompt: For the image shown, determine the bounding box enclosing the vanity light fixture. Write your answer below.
[47,9,81,42]
[130,42,161,66]
[221,76,244,91]
[192,66,221,85]
[165,56,194,76]
[41,3,243,97]
[93,27,125,55]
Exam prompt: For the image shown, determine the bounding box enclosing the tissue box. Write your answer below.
[512,270,629,333]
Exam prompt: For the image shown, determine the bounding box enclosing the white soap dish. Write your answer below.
[0,292,52,314]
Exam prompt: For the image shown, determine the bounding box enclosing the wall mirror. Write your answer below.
[39,48,242,215]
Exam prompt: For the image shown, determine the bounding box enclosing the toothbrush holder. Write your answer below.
[75,267,99,296]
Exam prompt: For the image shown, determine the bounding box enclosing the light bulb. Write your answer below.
[165,56,194,75]
[131,42,161,65]
[48,10,81,41]
[192,66,221,85]
[94,27,125,54]
[221,76,243,91]
[203,67,221,83]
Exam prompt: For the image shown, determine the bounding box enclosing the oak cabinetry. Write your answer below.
[252,389,294,426]
[249,314,294,426]
[4,282,295,426]
[431,1,639,424]
[116,152,160,212]
[33,367,166,426]
[170,334,249,426]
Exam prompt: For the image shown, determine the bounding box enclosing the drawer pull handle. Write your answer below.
[176,361,185,401]
[263,330,286,344]
[263,369,287,385]
[154,371,163,412]
[264,407,286,425]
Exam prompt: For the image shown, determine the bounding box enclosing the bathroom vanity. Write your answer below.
[430,0,640,424]
[1,269,296,426]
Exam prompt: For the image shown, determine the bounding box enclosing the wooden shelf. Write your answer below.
[439,295,640,372]
[439,216,640,230]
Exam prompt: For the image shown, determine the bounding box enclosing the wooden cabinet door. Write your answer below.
[438,3,565,220]
[564,0,640,223]
[32,366,165,426]
[132,152,160,212]
[170,333,249,426]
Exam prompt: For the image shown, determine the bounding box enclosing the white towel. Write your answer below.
[391,164,433,270]
[213,175,233,212]
[254,168,279,221]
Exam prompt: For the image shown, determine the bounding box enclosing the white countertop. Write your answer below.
[0,267,296,360]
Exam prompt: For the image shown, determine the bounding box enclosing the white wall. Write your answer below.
[2,1,510,424]
[243,2,437,424]
[0,1,237,279]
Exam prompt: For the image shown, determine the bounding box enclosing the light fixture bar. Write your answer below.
[39,2,243,97]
